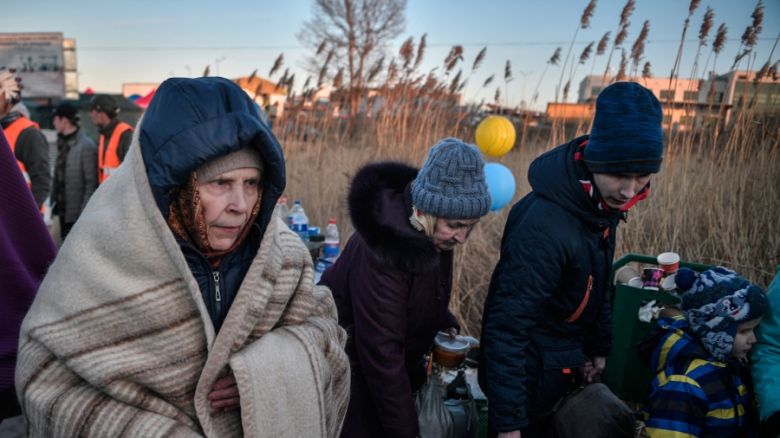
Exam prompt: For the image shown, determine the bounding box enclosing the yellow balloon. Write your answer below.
[475,116,516,157]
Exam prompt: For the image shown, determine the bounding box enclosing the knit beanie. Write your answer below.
[196,146,264,182]
[411,138,491,219]
[584,82,664,174]
[677,266,769,361]
[89,94,120,117]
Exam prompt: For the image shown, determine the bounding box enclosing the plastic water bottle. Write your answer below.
[276,196,289,227]
[323,218,340,261]
[288,200,309,241]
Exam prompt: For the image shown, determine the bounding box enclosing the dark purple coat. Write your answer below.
[320,162,458,438]
[0,128,56,414]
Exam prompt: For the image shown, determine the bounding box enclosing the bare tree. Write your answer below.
[298,0,407,117]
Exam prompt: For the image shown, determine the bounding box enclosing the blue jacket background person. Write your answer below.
[752,266,780,437]
[479,81,664,437]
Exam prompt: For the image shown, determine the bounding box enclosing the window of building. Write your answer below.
[683,90,699,101]
[659,90,675,100]
[680,115,695,125]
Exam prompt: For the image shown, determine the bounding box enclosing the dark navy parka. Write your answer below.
[479,136,629,432]
[139,77,285,333]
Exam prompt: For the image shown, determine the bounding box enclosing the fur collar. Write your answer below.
[348,162,440,273]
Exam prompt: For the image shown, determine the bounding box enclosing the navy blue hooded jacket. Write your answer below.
[139,77,285,332]
[479,136,627,432]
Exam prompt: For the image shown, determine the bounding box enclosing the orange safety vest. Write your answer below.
[98,121,133,183]
[4,116,40,188]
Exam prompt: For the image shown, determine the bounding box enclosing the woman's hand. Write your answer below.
[208,374,240,413]
[498,431,521,438]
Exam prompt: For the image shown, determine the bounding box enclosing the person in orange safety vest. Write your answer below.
[89,94,133,183]
[0,68,51,209]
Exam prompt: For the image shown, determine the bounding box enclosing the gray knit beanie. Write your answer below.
[196,146,264,182]
[411,138,491,219]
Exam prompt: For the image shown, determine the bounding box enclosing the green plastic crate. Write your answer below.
[601,254,710,403]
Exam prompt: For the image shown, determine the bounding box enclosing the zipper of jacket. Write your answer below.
[213,271,221,302]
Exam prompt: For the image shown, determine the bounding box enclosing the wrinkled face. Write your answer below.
[431,217,480,251]
[592,172,651,209]
[731,318,761,359]
[198,167,261,251]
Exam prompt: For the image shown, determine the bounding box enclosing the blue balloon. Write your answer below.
[484,162,516,211]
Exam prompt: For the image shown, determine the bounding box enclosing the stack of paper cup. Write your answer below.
[657,252,680,275]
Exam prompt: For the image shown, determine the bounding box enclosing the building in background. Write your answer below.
[234,75,287,118]
[700,70,780,124]
[547,71,779,130]
[0,32,78,100]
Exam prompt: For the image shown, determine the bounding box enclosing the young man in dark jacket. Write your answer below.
[479,81,664,438]
[320,138,491,438]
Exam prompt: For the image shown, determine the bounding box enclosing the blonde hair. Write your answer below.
[408,206,437,238]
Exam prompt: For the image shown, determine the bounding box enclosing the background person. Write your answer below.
[479,81,664,437]
[0,68,51,209]
[0,129,57,422]
[50,102,98,240]
[752,266,780,438]
[320,137,491,438]
[89,94,133,183]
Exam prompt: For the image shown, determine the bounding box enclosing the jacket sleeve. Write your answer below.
[117,129,133,162]
[479,219,566,432]
[16,127,51,207]
[751,268,780,421]
[80,141,99,212]
[644,374,708,437]
[349,252,419,438]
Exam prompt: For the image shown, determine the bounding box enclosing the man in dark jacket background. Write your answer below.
[479,81,664,438]
[320,138,491,438]
[0,68,51,209]
[51,102,98,241]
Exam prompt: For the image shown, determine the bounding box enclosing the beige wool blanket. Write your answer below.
[15,136,350,437]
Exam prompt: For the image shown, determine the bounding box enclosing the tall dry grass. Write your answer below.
[269,1,778,336]
[276,108,779,336]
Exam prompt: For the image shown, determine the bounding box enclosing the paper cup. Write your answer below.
[657,252,680,275]
[615,266,640,284]
[642,268,664,290]
[628,277,644,288]
[661,274,677,291]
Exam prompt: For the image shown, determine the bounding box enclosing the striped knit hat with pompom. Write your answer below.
[677,266,768,360]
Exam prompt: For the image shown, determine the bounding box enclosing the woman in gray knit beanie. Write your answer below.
[319,137,490,438]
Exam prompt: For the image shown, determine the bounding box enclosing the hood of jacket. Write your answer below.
[139,77,285,237]
[347,161,440,273]
[639,315,717,374]
[528,136,623,229]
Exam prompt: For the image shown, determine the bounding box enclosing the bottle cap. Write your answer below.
[328,217,337,224]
